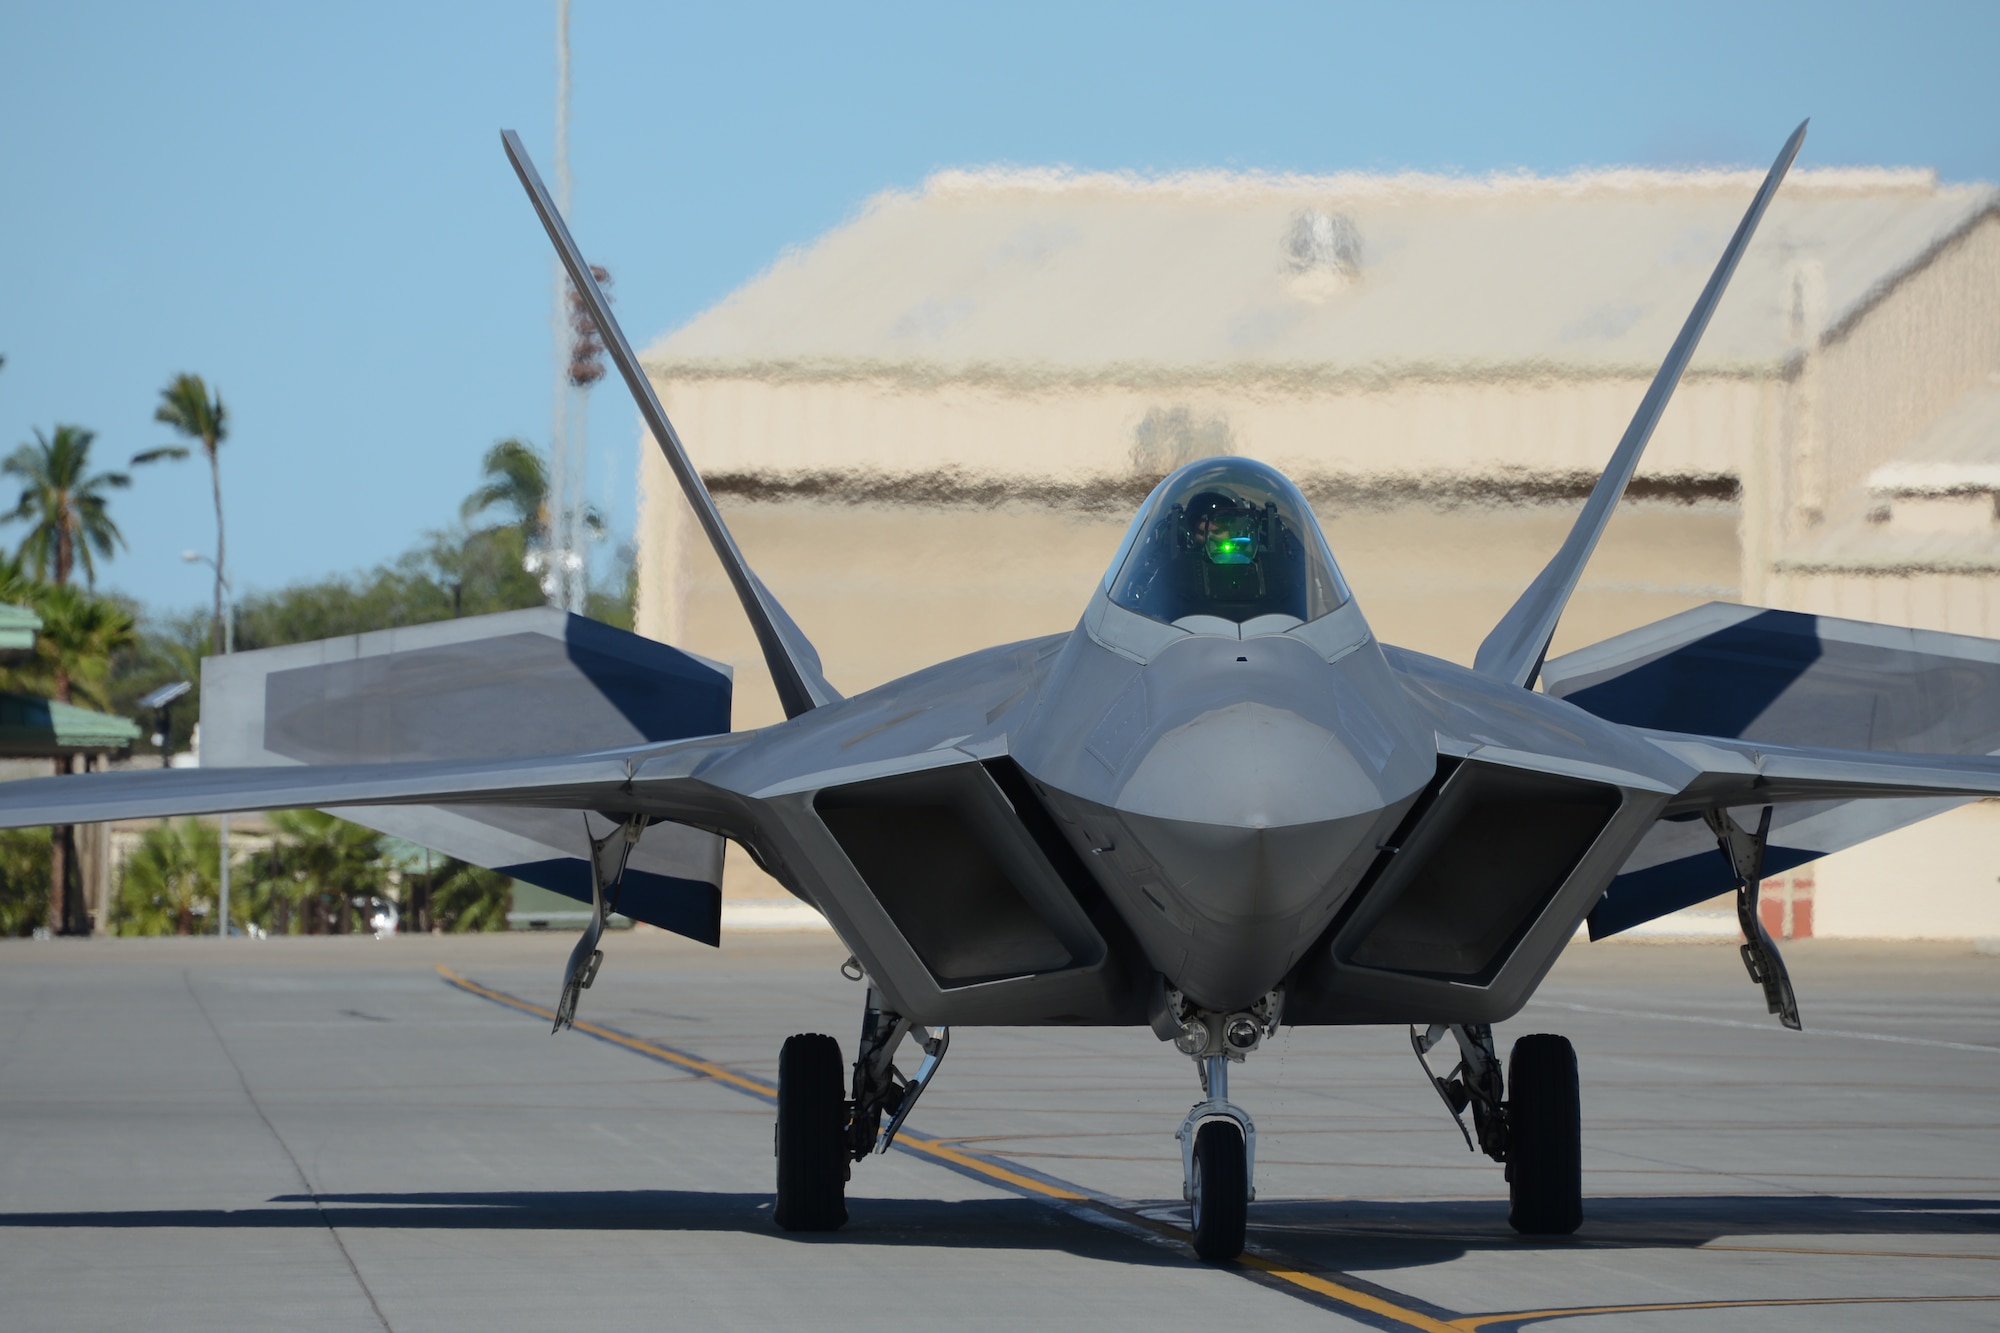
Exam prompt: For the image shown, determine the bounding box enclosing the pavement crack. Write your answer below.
[184,970,394,1333]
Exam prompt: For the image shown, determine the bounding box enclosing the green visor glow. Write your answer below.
[1204,523,1257,565]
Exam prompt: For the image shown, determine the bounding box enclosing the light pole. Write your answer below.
[183,551,234,935]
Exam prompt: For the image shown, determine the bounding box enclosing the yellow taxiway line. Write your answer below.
[438,966,1083,1202]
[1448,1293,2000,1330]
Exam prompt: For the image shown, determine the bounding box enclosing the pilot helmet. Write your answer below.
[1183,491,1259,565]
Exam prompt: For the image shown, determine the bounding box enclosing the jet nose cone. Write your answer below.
[1117,698,1406,828]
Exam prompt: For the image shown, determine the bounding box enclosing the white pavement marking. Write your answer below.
[1529,998,2000,1055]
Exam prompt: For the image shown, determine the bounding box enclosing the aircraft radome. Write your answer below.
[15,119,2000,1262]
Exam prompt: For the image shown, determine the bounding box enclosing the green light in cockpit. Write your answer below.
[1205,528,1257,565]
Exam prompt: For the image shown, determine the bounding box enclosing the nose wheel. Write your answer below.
[1188,1117,1248,1261]
[1176,1050,1258,1262]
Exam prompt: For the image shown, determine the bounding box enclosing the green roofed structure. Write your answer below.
[0,602,42,659]
[0,692,140,758]
[0,601,137,758]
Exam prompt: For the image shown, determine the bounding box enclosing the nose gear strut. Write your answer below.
[1161,986,1278,1262]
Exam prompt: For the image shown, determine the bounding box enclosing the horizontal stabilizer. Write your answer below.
[192,608,737,942]
[1549,601,2000,936]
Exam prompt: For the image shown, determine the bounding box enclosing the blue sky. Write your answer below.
[2,1,1996,617]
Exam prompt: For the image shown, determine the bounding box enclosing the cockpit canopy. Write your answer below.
[1104,457,1350,627]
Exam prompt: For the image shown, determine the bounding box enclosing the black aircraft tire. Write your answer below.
[1189,1119,1248,1262]
[1506,1033,1582,1236]
[774,1032,849,1231]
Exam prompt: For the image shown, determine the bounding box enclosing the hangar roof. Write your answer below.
[647,166,1998,384]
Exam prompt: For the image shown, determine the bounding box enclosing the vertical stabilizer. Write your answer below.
[501,130,840,719]
[1473,121,1807,690]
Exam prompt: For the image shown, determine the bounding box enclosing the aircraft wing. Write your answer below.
[0,748,678,828]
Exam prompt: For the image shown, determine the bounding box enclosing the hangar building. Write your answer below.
[637,163,2000,940]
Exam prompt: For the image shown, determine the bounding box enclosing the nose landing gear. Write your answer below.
[1180,1054,1254,1261]
[1164,987,1278,1262]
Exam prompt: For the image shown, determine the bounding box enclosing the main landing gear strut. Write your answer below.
[1411,1022,1582,1235]
[773,975,949,1232]
[1165,987,1279,1262]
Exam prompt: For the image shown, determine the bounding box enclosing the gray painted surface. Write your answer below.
[1,934,1995,1331]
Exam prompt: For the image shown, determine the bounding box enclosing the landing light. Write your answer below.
[1174,1020,1208,1056]
[1224,1015,1262,1052]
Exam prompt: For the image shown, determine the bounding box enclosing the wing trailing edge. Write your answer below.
[1473,120,1808,690]
[499,129,839,719]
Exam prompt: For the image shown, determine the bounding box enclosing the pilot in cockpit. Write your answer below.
[1182,491,1268,606]
[1106,458,1350,629]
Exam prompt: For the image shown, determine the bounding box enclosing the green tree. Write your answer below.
[426,857,513,932]
[231,524,544,652]
[14,582,138,709]
[462,438,551,539]
[0,828,51,936]
[243,809,387,935]
[114,818,220,936]
[138,374,229,652]
[13,583,139,934]
[2,425,130,588]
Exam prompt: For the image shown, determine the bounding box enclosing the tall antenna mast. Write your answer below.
[545,0,585,611]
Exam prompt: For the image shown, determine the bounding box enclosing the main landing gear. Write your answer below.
[1165,987,1279,1262]
[1412,1023,1582,1235]
[773,980,949,1232]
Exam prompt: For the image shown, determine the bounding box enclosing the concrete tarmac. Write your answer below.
[2,931,1997,1331]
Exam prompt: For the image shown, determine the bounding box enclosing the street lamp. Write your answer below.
[136,680,191,769]
[182,551,235,935]
[181,551,233,654]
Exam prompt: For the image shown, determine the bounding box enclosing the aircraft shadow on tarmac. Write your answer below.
[0,1192,1174,1264]
[1245,1194,2000,1268]
[1,1191,1994,1265]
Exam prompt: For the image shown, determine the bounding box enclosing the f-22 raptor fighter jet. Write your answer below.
[15,121,2000,1262]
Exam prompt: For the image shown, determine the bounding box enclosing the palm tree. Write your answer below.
[19,582,137,708]
[3,426,130,588]
[462,438,604,544]
[115,818,221,936]
[139,374,229,652]
[16,584,136,934]
[461,438,551,538]
[249,809,387,935]
[427,857,513,932]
